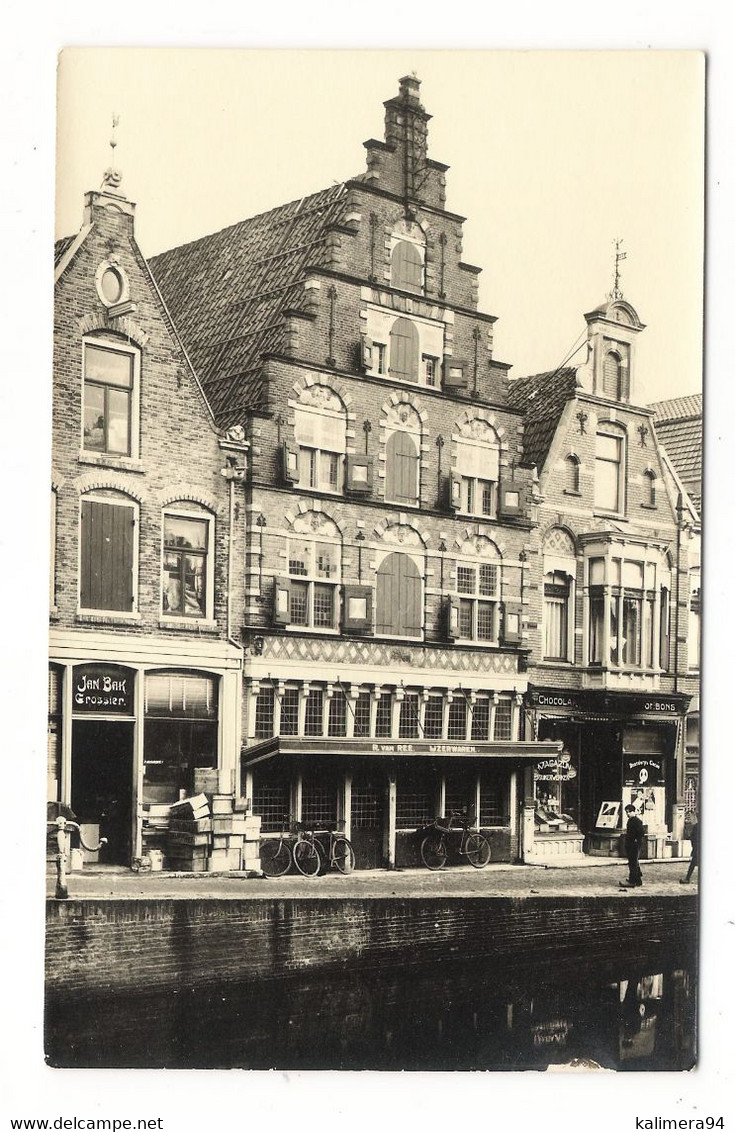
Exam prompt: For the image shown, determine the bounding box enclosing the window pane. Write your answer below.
[165,516,208,551]
[107,388,130,455]
[589,592,604,663]
[313,584,334,628]
[83,384,106,451]
[493,699,512,741]
[477,603,495,640]
[595,459,619,510]
[290,581,308,625]
[320,451,340,490]
[471,699,490,741]
[423,695,443,739]
[375,692,392,738]
[163,551,182,613]
[183,554,206,615]
[622,596,642,666]
[298,447,316,488]
[255,688,275,739]
[398,693,420,738]
[328,690,347,736]
[481,481,495,516]
[289,541,310,576]
[353,692,371,738]
[280,687,300,736]
[479,564,498,596]
[457,566,475,594]
[85,345,133,388]
[459,599,474,638]
[315,543,338,579]
[304,690,324,736]
[596,434,621,461]
[462,477,474,512]
[589,558,605,585]
[447,699,467,740]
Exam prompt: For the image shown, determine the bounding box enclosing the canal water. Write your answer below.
[46,934,696,1071]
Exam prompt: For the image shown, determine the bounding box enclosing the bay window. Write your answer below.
[543,571,572,660]
[586,552,664,671]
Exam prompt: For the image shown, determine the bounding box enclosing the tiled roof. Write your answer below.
[54,235,76,268]
[506,368,579,471]
[649,393,702,423]
[148,184,351,427]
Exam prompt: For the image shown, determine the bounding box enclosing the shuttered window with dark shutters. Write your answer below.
[376,552,422,638]
[390,241,423,293]
[385,430,419,505]
[389,318,419,382]
[80,498,135,611]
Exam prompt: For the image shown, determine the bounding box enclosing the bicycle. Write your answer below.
[259,821,294,877]
[291,822,323,877]
[420,810,491,870]
[318,822,356,875]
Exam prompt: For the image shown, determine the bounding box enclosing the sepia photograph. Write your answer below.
[42,48,707,1075]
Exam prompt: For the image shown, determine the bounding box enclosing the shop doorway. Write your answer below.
[350,774,384,869]
[71,720,134,865]
[579,722,622,834]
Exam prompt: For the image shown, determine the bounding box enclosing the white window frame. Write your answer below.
[160,505,216,625]
[287,536,342,633]
[294,403,346,495]
[594,425,626,516]
[583,548,665,672]
[542,569,575,662]
[80,337,141,461]
[456,436,500,519]
[77,490,140,618]
[455,559,501,645]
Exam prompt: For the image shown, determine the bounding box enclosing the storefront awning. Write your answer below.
[242,736,563,767]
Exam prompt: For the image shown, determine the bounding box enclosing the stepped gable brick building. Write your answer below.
[507,298,696,860]
[51,168,248,865]
[149,74,562,868]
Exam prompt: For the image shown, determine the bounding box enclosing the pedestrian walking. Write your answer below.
[619,803,645,888]
[680,819,699,884]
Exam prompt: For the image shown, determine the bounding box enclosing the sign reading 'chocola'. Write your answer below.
[72,664,135,714]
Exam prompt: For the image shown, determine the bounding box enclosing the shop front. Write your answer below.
[242,735,564,867]
[525,687,690,861]
[48,630,242,865]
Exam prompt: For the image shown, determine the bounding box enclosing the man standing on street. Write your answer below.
[680,818,699,884]
[620,803,645,888]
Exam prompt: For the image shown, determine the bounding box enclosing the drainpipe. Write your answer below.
[674,492,683,694]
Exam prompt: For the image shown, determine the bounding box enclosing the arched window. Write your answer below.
[79,490,138,612]
[603,351,622,400]
[391,241,424,294]
[644,469,657,507]
[287,516,341,630]
[376,552,422,638]
[389,317,420,382]
[565,454,581,494]
[385,429,420,505]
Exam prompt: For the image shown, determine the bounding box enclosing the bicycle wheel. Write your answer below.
[293,839,322,877]
[420,832,447,870]
[260,839,292,877]
[332,837,356,874]
[465,832,491,868]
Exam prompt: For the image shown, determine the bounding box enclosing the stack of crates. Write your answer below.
[166,794,212,873]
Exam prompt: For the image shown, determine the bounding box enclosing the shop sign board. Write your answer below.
[529,688,686,717]
[534,751,577,782]
[72,664,135,714]
[624,755,666,787]
[596,801,621,829]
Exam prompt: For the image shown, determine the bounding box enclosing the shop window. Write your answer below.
[162,509,212,619]
[447,698,467,741]
[385,430,420,505]
[79,494,136,613]
[391,240,424,294]
[456,562,500,643]
[603,350,622,400]
[288,536,341,630]
[423,695,444,739]
[375,691,392,738]
[445,772,476,819]
[376,552,423,638]
[254,686,275,740]
[328,688,348,737]
[396,770,433,829]
[389,317,420,383]
[565,454,581,494]
[304,688,324,737]
[398,693,421,738]
[470,697,491,741]
[454,431,500,517]
[301,779,338,829]
[534,743,580,831]
[353,691,372,737]
[543,571,572,660]
[493,698,513,741]
[82,339,138,458]
[252,773,290,834]
[480,773,505,827]
[279,686,300,736]
[594,426,626,514]
[143,672,218,804]
[294,397,346,494]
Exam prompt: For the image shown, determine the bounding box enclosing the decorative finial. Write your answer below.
[609,237,627,301]
[101,113,123,191]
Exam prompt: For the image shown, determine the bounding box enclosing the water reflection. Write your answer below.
[47,945,696,1071]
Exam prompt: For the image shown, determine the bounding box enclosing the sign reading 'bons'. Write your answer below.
[72,664,135,714]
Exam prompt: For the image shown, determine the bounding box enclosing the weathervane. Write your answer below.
[102,113,123,191]
[610,238,627,301]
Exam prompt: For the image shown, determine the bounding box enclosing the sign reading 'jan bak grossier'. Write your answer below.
[72,664,135,714]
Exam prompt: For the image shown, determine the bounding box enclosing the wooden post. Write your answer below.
[520,764,536,862]
[384,775,397,869]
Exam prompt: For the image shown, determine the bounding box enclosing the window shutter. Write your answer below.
[80,500,133,611]
[282,441,299,485]
[443,358,468,390]
[376,554,396,635]
[398,553,422,637]
[386,431,419,505]
[445,595,460,641]
[345,453,373,496]
[499,484,522,518]
[389,318,419,382]
[273,579,292,626]
[501,602,523,645]
[360,336,373,371]
[342,584,373,633]
[391,241,423,294]
[449,473,462,511]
